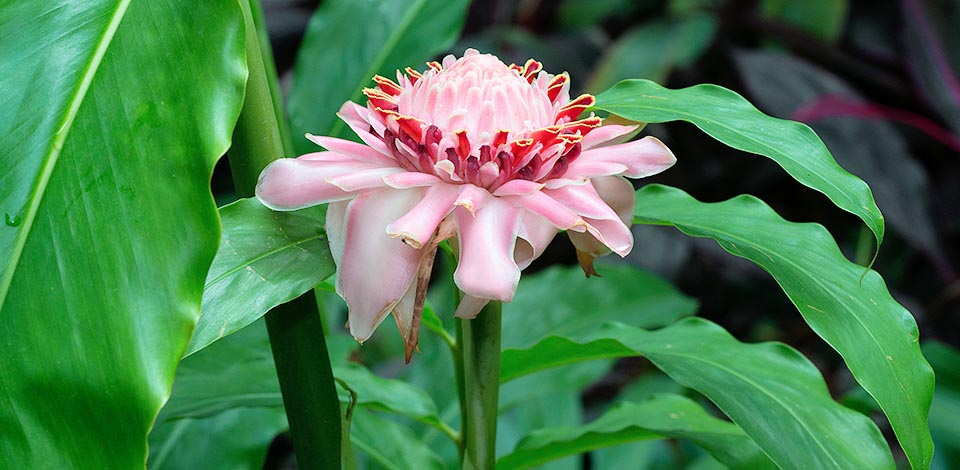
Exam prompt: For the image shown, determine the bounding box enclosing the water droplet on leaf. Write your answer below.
[5,213,22,227]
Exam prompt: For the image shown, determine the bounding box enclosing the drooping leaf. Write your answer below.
[288,0,469,152]
[503,318,894,469]
[0,1,246,467]
[147,408,287,470]
[632,184,933,469]
[593,79,885,252]
[498,394,775,470]
[186,198,333,356]
[585,14,716,92]
[734,50,942,264]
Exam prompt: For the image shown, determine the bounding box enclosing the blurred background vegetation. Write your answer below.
[193,0,960,468]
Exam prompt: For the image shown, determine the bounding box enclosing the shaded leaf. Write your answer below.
[350,408,445,470]
[0,1,245,467]
[632,184,932,469]
[503,318,893,469]
[585,14,716,92]
[288,0,469,152]
[923,342,960,468]
[594,79,885,251]
[187,198,333,356]
[760,0,849,42]
[498,394,775,470]
[147,408,286,470]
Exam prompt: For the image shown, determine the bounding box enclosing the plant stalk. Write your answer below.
[459,301,502,470]
[230,1,341,468]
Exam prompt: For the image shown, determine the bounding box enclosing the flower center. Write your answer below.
[360,49,602,189]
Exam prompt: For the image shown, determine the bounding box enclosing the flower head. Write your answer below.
[256,49,676,359]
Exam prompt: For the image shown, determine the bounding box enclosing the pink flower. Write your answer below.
[256,49,675,358]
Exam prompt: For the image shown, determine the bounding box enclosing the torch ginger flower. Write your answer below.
[256,49,676,359]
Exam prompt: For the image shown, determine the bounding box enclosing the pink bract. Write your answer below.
[256,49,676,359]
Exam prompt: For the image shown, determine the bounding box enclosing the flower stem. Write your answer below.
[231,1,341,468]
[459,301,502,470]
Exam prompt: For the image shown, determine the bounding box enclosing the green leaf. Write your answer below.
[924,342,960,467]
[497,394,775,470]
[350,409,445,470]
[163,319,449,436]
[186,198,333,356]
[147,408,286,470]
[760,0,849,42]
[288,0,469,151]
[504,318,893,469]
[593,79,885,252]
[502,264,698,350]
[632,184,933,469]
[585,14,716,92]
[0,1,245,467]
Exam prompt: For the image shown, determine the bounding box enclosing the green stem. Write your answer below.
[460,301,502,470]
[230,1,341,468]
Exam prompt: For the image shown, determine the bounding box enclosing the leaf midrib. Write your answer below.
[203,233,325,288]
[0,0,132,311]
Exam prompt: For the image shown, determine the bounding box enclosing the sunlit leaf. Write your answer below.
[0,1,245,467]
[632,184,933,469]
[186,198,333,356]
[594,79,885,252]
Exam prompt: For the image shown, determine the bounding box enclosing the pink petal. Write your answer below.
[515,211,558,269]
[562,160,629,180]
[386,183,461,249]
[544,183,622,221]
[255,158,380,210]
[577,136,676,178]
[306,134,395,164]
[383,172,443,189]
[454,200,523,302]
[337,102,395,157]
[454,184,492,215]
[325,200,350,266]
[583,217,633,257]
[338,188,426,342]
[580,124,639,150]
[507,191,587,231]
[492,179,543,196]
[454,294,490,319]
[327,167,404,192]
[567,176,634,255]
[298,151,358,162]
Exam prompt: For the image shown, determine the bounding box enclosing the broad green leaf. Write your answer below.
[147,408,286,470]
[632,184,933,469]
[556,0,648,29]
[593,79,885,251]
[186,198,333,356]
[498,387,583,470]
[498,264,697,410]
[498,394,775,470]
[0,1,245,467]
[350,409,445,470]
[504,318,893,469]
[924,342,960,468]
[585,14,716,92]
[502,264,698,350]
[163,319,448,436]
[288,0,469,152]
[760,0,849,42]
